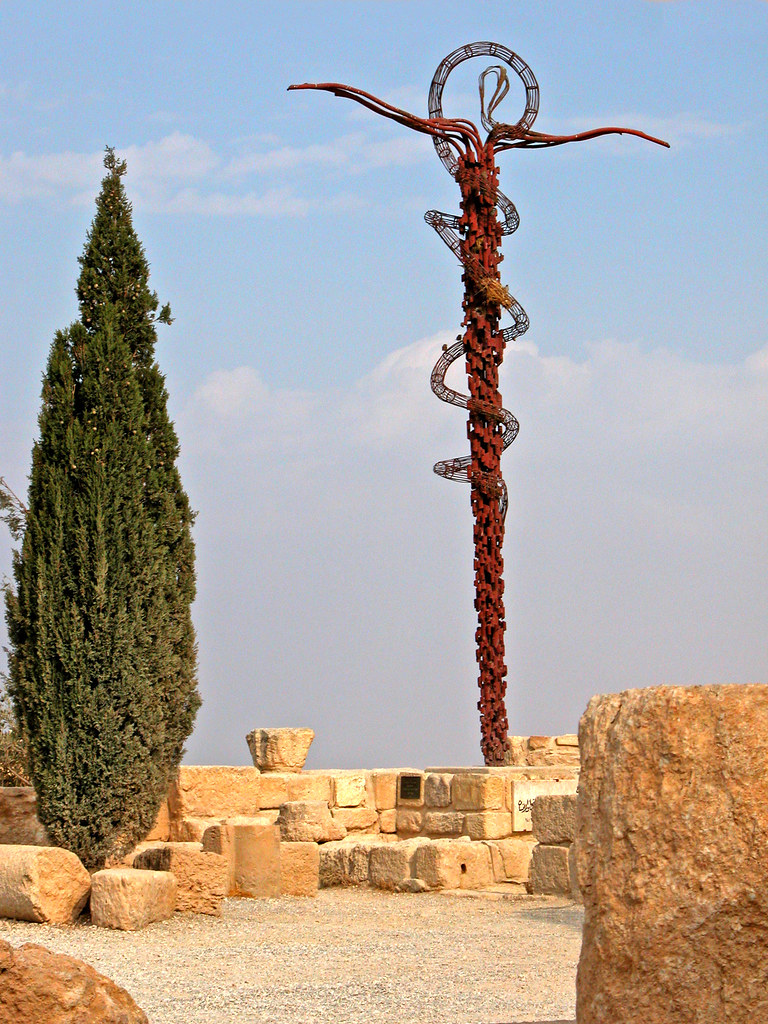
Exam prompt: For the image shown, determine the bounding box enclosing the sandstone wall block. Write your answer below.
[257,774,289,809]
[457,841,494,889]
[378,809,397,833]
[172,816,218,843]
[167,766,260,821]
[395,809,423,836]
[287,773,333,804]
[423,773,452,808]
[370,771,397,810]
[332,807,378,833]
[452,774,504,810]
[0,788,49,846]
[0,845,90,924]
[246,728,314,773]
[145,801,170,842]
[90,868,176,930]
[201,823,235,893]
[423,811,464,836]
[319,840,371,887]
[463,811,511,840]
[133,843,228,915]
[527,844,570,895]
[280,841,319,897]
[277,801,346,843]
[333,773,367,808]
[0,938,149,1023]
[232,823,281,898]
[509,778,579,832]
[369,838,428,891]
[576,684,768,1024]
[413,840,462,890]
[531,793,577,846]
[486,838,535,883]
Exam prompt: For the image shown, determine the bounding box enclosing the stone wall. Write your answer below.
[505,733,580,767]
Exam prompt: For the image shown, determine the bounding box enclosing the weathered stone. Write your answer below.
[287,772,333,804]
[463,811,511,840]
[145,800,170,842]
[395,809,423,835]
[257,774,289,809]
[332,773,367,808]
[172,816,218,843]
[280,841,319,896]
[414,839,463,889]
[0,788,49,845]
[332,807,378,833]
[277,801,346,843]
[370,771,397,810]
[369,838,428,891]
[378,809,397,833]
[201,823,235,892]
[90,868,176,930]
[319,840,371,887]
[233,823,281,897]
[423,811,464,836]
[509,777,579,831]
[133,842,227,915]
[505,734,581,767]
[0,845,90,923]
[452,774,504,810]
[246,728,314,773]
[576,684,768,1024]
[423,773,452,808]
[0,938,148,1023]
[456,841,493,889]
[486,838,535,883]
[167,766,260,821]
[568,843,580,902]
[556,733,579,747]
[531,793,577,845]
[527,844,571,895]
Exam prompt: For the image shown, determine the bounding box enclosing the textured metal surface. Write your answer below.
[289,43,668,766]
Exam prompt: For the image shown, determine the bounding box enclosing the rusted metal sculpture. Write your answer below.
[290,42,668,765]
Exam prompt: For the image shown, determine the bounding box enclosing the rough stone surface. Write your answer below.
[90,868,176,931]
[0,845,90,923]
[423,811,464,836]
[423,773,452,808]
[487,838,536,883]
[278,801,346,843]
[0,788,49,846]
[414,839,462,889]
[333,774,367,808]
[370,772,397,810]
[246,728,314,773]
[453,774,505,810]
[167,766,260,820]
[232,823,281,898]
[395,809,423,835]
[527,845,571,895]
[378,809,397,833]
[332,807,378,833]
[456,841,494,889]
[257,774,289,809]
[133,843,228,915]
[145,801,170,842]
[319,841,372,887]
[369,839,428,891]
[463,810,511,840]
[505,734,581,767]
[576,684,768,1024]
[510,778,579,832]
[172,816,217,843]
[0,938,148,1023]
[280,841,319,896]
[531,793,577,846]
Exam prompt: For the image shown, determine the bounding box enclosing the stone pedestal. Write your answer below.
[576,684,768,1024]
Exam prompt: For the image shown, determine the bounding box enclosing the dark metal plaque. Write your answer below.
[399,774,422,801]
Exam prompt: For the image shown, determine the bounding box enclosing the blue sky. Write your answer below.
[1,1,766,768]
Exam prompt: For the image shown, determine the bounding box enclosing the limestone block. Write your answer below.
[530,793,577,845]
[232,823,281,898]
[369,838,428,891]
[509,778,578,832]
[486,838,535,883]
[246,728,314,773]
[463,811,511,840]
[277,801,346,843]
[0,845,90,923]
[201,823,235,893]
[172,816,218,843]
[90,868,176,930]
[332,773,367,808]
[332,807,378,833]
[556,733,579,747]
[319,840,371,887]
[286,772,333,804]
[423,773,452,808]
[568,842,580,903]
[167,766,260,821]
[133,842,228,915]
[577,684,768,1024]
[258,774,289,808]
[423,811,464,836]
[378,809,397,833]
[452,774,504,810]
[395,809,423,835]
[371,771,397,810]
[280,841,319,897]
[456,841,494,889]
[414,839,463,889]
[527,844,570,895]
[145,800,170,842]
[0,788,49,846]
[0,938,149,1023]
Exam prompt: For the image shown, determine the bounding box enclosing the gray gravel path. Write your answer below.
[0,889,582,1023]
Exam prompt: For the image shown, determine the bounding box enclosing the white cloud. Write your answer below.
[563,113,747,149]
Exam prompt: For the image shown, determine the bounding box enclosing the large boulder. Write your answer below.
[0,846,90,924]
[0,938,148,1022]
[246,728,314,773]
[576,684,768,1024]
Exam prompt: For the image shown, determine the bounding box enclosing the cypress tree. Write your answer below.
[5,150,200,869]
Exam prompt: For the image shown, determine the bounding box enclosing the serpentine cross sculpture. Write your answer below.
[290,42,668,765]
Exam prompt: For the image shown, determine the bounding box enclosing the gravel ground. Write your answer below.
[0,888,582,1024]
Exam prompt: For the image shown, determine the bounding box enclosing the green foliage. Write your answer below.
[4,150,200,868]
[0,681,30,787]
